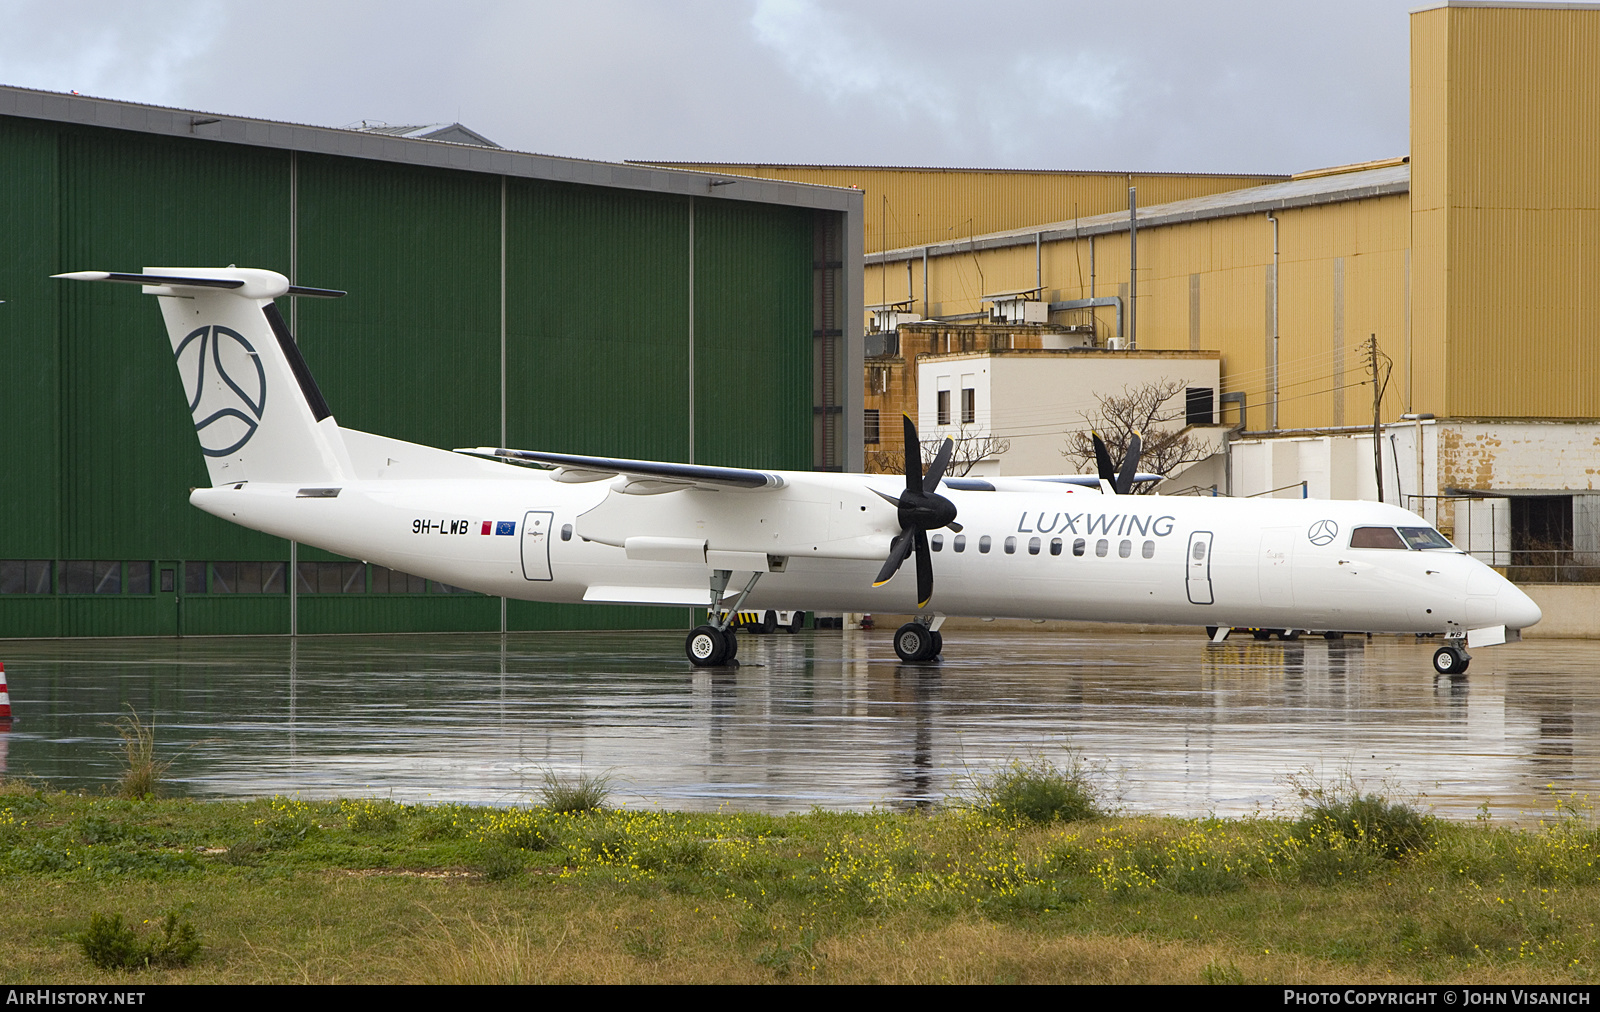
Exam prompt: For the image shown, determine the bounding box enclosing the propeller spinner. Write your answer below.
[872,415,963,608]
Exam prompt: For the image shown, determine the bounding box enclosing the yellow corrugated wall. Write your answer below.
[865,190,1412,432]
[652,165,1284,253]
[1414,3,1600,419]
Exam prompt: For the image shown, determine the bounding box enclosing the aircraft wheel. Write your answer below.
[1322,631,1346,640]
[724,626,739,660]
[930,631,943,658]
[1278,629,1301,642]
[894,622,938,663]
[1252,630,1272,641]
[761,610,778,634]
[787,612,805,633]
[686,625,730,667]
[1433,645,1470,675]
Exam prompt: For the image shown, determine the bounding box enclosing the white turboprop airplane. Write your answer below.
[56,267,1541,675]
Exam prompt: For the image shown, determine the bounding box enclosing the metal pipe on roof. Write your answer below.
[1267,211,1280,430]
[1047,296,1123,341]
[1128,187,1138,350]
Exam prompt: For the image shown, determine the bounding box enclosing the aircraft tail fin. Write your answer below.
[55,268,354,487]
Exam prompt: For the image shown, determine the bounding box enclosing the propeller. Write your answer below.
[872,415,963,608]
[1091,430,1145,494]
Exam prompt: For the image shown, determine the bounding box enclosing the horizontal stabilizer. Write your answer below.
[455,447,784,492]
[54,270,344,299]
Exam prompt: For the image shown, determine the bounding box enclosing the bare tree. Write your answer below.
[1062,380,1212,494]
[866,425,1011,478]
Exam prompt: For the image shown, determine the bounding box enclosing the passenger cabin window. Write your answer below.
[1142,540,1155,559]
[1095,539,1109,557]
[1118,540,1132,558]
[1050,538,1062,556]
[1028,537,1041,555]
[931,533,943,552]
[953,534,966,553]
[979,535,992,554]
[1399,526,1453,550]
[1004,536,1016,554]
[1350,526,1407,549]
[1073,538,1086,557]
[561,524,573,541]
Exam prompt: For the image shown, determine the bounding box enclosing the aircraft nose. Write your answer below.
[1500,581,1542,630]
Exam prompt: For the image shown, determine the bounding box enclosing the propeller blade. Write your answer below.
[1091,431,1115,485]
[872,488,902,508]
[913,529,933,608]
[1115,431,1144,495]
[902,414,923,492]
[873,530,915,587]
[946,521,963,533]
[923,436,955,492]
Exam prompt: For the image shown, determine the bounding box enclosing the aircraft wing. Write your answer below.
[944,473,1164,491]
[454,447,785,493]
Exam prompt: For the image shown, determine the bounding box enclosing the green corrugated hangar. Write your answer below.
[0,86,864,638]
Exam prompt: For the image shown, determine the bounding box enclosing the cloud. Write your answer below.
[0,0,222,106]
[0,0,1413,173]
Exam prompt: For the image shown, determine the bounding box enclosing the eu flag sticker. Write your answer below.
[495,520,517,536]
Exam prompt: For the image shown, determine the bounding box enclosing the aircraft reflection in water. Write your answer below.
[3,632,1597,817]
[57,268,1539,674]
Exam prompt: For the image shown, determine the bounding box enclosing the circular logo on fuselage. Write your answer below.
[1307,519,1339,546]
[174,324,266,457]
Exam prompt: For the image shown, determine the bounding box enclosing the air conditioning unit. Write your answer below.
[1105,336,1128,350]
[988,298,1048,324]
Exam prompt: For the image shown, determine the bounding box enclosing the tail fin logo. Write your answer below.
[175,324,267,457]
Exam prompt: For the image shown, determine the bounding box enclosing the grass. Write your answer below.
[1,775,1598,983]
[536,769,613,814]
[963,752,1106,825]
[109,706,173,801]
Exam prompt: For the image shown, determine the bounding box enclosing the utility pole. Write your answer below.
[1367,334,1386,503]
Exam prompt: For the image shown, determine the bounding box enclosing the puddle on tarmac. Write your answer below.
[0,629,1595,819]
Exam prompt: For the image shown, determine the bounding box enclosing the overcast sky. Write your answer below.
[1,0,1416,175]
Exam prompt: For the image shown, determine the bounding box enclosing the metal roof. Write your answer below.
[0,85,860,212]
[633,160,1287,179]
[349,121,501,147]
[869,163,1410,265]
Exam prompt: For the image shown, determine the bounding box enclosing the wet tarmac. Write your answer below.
[0,629,1596,819]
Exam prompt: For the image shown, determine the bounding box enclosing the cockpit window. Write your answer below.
[1350,526,1407,549]
[1398,526,1453,550]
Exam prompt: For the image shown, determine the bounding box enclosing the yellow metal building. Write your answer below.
[640,163,1283,254]
[671,2,1600,448]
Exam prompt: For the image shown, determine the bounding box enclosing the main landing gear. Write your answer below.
[685,568,762,668]
[893,616,944,663]
[1433,642,1471,676]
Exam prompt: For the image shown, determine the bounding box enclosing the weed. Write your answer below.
[1288,769,1433,860]
[109,706,174,801]
[622,927,665,961]
[340,798,401,834]
[476,844,526,882]
[1200,957,1244,984]
[755,926,821,978]
[964,753,1104,825]
[538,769,613,814]
[219,840,265,866]
[79,911,200,971]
